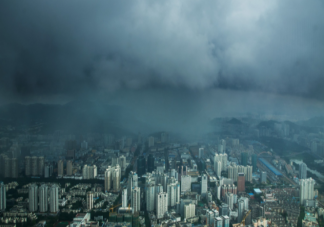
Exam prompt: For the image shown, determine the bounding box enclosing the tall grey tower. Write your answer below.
[0,182,6,210]
[299,162,307,179]
[29,184,38,212]
[39,184,48,212]
[50,184,59,213]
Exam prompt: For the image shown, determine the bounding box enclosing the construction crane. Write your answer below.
[109,203,122,212]
[241,210,251,225]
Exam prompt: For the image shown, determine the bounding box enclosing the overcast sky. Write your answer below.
[1,0,324,119]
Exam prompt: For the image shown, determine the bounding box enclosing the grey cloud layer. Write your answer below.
[1,0,324,100]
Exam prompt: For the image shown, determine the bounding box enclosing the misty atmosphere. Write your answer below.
[1,1,324,227]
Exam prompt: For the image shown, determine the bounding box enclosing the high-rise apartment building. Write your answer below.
[131,187,140,214]
[238,198,245,223]
[50,184,59,213]
[113,165,121,191]
[199,148,204,159]
[237,173,245,192]
[128,171,138,199]
[146,183,155,212]
[300,178,315,205]
[31,156,38,176]
[82,165,88,179]
[260,171,267,184]
[25,156,32,176]
[104,166,112,192]
[0,182,6,210]
[181,175,191,192]
[201,174,208,197]
[67,160,73,176]
[156,192,168,219]
[39,184,48,212]
[119,155,126,172]
[38,156,44,176]
[299,162,307,180]
[214,161,222,178]
[57,160,64,177]
[29,184,38,212]
[184,203,195,219]
[226,192,234,210]
[122,188,127,208]
[167,182,180,207]
[87,192,93,210]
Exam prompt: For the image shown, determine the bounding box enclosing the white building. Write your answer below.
[181,175,191,192]
[29,184,38,212]
[300,178,315,205]
[214,161,222,178]
[39,184,48,212]
[122,188,127,208]
[50,184,59,213]
[184,203,195,219]
[199,148,204,159]
[167,183,180,207]
[201,174,208,197]
[156,192,168,219]
[131,187,140,213]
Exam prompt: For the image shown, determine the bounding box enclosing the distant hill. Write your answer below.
[0,100,144,136]
[298,116,324,128]
[226,118,242,125]
[257,120,278,128]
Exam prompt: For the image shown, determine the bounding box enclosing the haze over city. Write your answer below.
[0,1,324,227]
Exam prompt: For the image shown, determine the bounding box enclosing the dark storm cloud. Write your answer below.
[1,0,324,101]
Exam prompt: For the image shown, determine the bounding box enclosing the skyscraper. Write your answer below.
[128,171,138,199]
[201,174,208,197]
[156,192,168,219]
[50,184,59,213]
[39,184,48,212]
[119,155,126,172]
[299,162,307,179]
[38,156,44,176]
[260,171,267,184]
[104,166,112,192]
[300,178,315,205]
[31,156,38,176]
[57,160,64,177]
[214,161,222,178]
[241,152,248,166]
[199,148,204,159]
[252,154,257,172]
[137,156,146,177]
[87,191,93,210]
[0,182,6,211]
[184,203,195,219]
[146,183,155,212]
[225,192,234,210]
[82,165,88,179]
[67,160,73,175]
[237,173,245,192]
[122,188,127,208]
[238,198,245,223]
[29,184,38,212]
[181,175,191,192]
[131,187,140,214]
[113,165,121,191]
